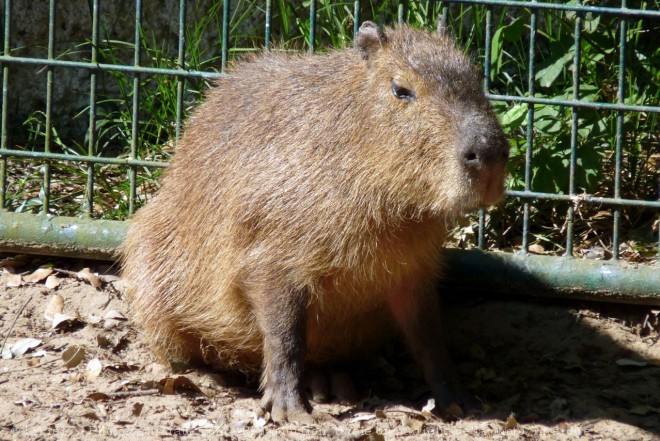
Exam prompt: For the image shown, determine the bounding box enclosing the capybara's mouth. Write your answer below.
[475,165,508,207]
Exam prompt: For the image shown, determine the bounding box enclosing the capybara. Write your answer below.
[122,21,509,423]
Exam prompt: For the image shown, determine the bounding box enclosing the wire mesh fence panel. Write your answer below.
[0,0,658,296]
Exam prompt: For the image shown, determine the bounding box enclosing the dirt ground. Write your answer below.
[1,254,659,441]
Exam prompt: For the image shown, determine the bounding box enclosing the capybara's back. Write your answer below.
[122,22,509,422]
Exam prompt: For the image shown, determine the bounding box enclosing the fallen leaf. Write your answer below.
[45,275,61,289]
[76,268,102,288]
[104,310,127,321]
[528,244,545,254]
[97,334,112,348]
[350,413,377,423]
[4,338,43,358]
[52,313,83,330]
[24,268,53,283]
[86,358,103,380]
[501,413,518,430]
[132,402,144,417]
[104,362,140,373]
[1,271,23,287]
[62,345,86,368]
[162,378,175,395]
[103,318,124,330]
[181,419,215,430]
[254,415,267,428]
[87,392,111,401]
[99,274,121,283]
[375,409,386,419]
[44,294,65,322]
[97,403,108,418]
[421,398,436,416]
[1,346,12,359]
[0,255,28,269]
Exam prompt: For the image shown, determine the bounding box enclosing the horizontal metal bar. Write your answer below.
[487,93,660,114]
[0,212,657,303]
[2,149,657,210]
[443,0,660,19]
[507,190,660,209]
[443,249,660,305]
[2,60,657,115]
[0,148,169,168]
[0,55,223,80]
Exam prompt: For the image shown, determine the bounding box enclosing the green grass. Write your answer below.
[6,0,659,259]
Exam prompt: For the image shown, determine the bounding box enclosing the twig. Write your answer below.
[0,295,33,356]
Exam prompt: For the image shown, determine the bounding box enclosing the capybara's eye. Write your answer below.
[391,82,416,101]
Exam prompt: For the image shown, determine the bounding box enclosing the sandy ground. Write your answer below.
[0,254,659,441]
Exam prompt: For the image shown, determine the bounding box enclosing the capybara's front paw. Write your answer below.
[260,386,313,424]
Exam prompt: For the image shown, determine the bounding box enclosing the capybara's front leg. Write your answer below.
[388,286,471,416]
[255,286,313,423]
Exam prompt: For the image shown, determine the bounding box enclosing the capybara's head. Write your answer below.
[355,22,509,217]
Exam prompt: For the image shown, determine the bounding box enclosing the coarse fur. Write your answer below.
[122,23,509,420]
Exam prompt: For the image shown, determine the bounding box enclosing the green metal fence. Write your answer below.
[0,1,658,302]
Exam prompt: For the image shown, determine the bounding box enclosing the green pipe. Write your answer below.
[0,212,124,260]
[442,249,659,305]
[0,213,657,304]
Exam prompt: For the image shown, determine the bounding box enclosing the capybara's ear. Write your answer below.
[355,21,387,60]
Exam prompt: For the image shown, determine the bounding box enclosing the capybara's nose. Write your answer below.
[459,128,509,170]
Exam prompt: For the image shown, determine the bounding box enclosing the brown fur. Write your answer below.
[122,23,508,420]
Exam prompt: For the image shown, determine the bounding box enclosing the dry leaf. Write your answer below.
[52,312,82,330]
[421,398,436,415]
[104,310,127,321]
[350,413,377,423]
[501,413,518,430]
[45,275,61,289]
[97,334,112,348]
[87,392,111,402]
[62,345,86,368]
[3,338,43,359]
[0,255,28,269]
[76,268,102,288]
[528,243,545,254]
[86,358,103,380]
[1,271,23,287]
[181,419,215,430]
[162,378,175,395]
[24,268,53,283]
[44,294,64,322]
[132,402,144,417]
[104,362,140,373]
